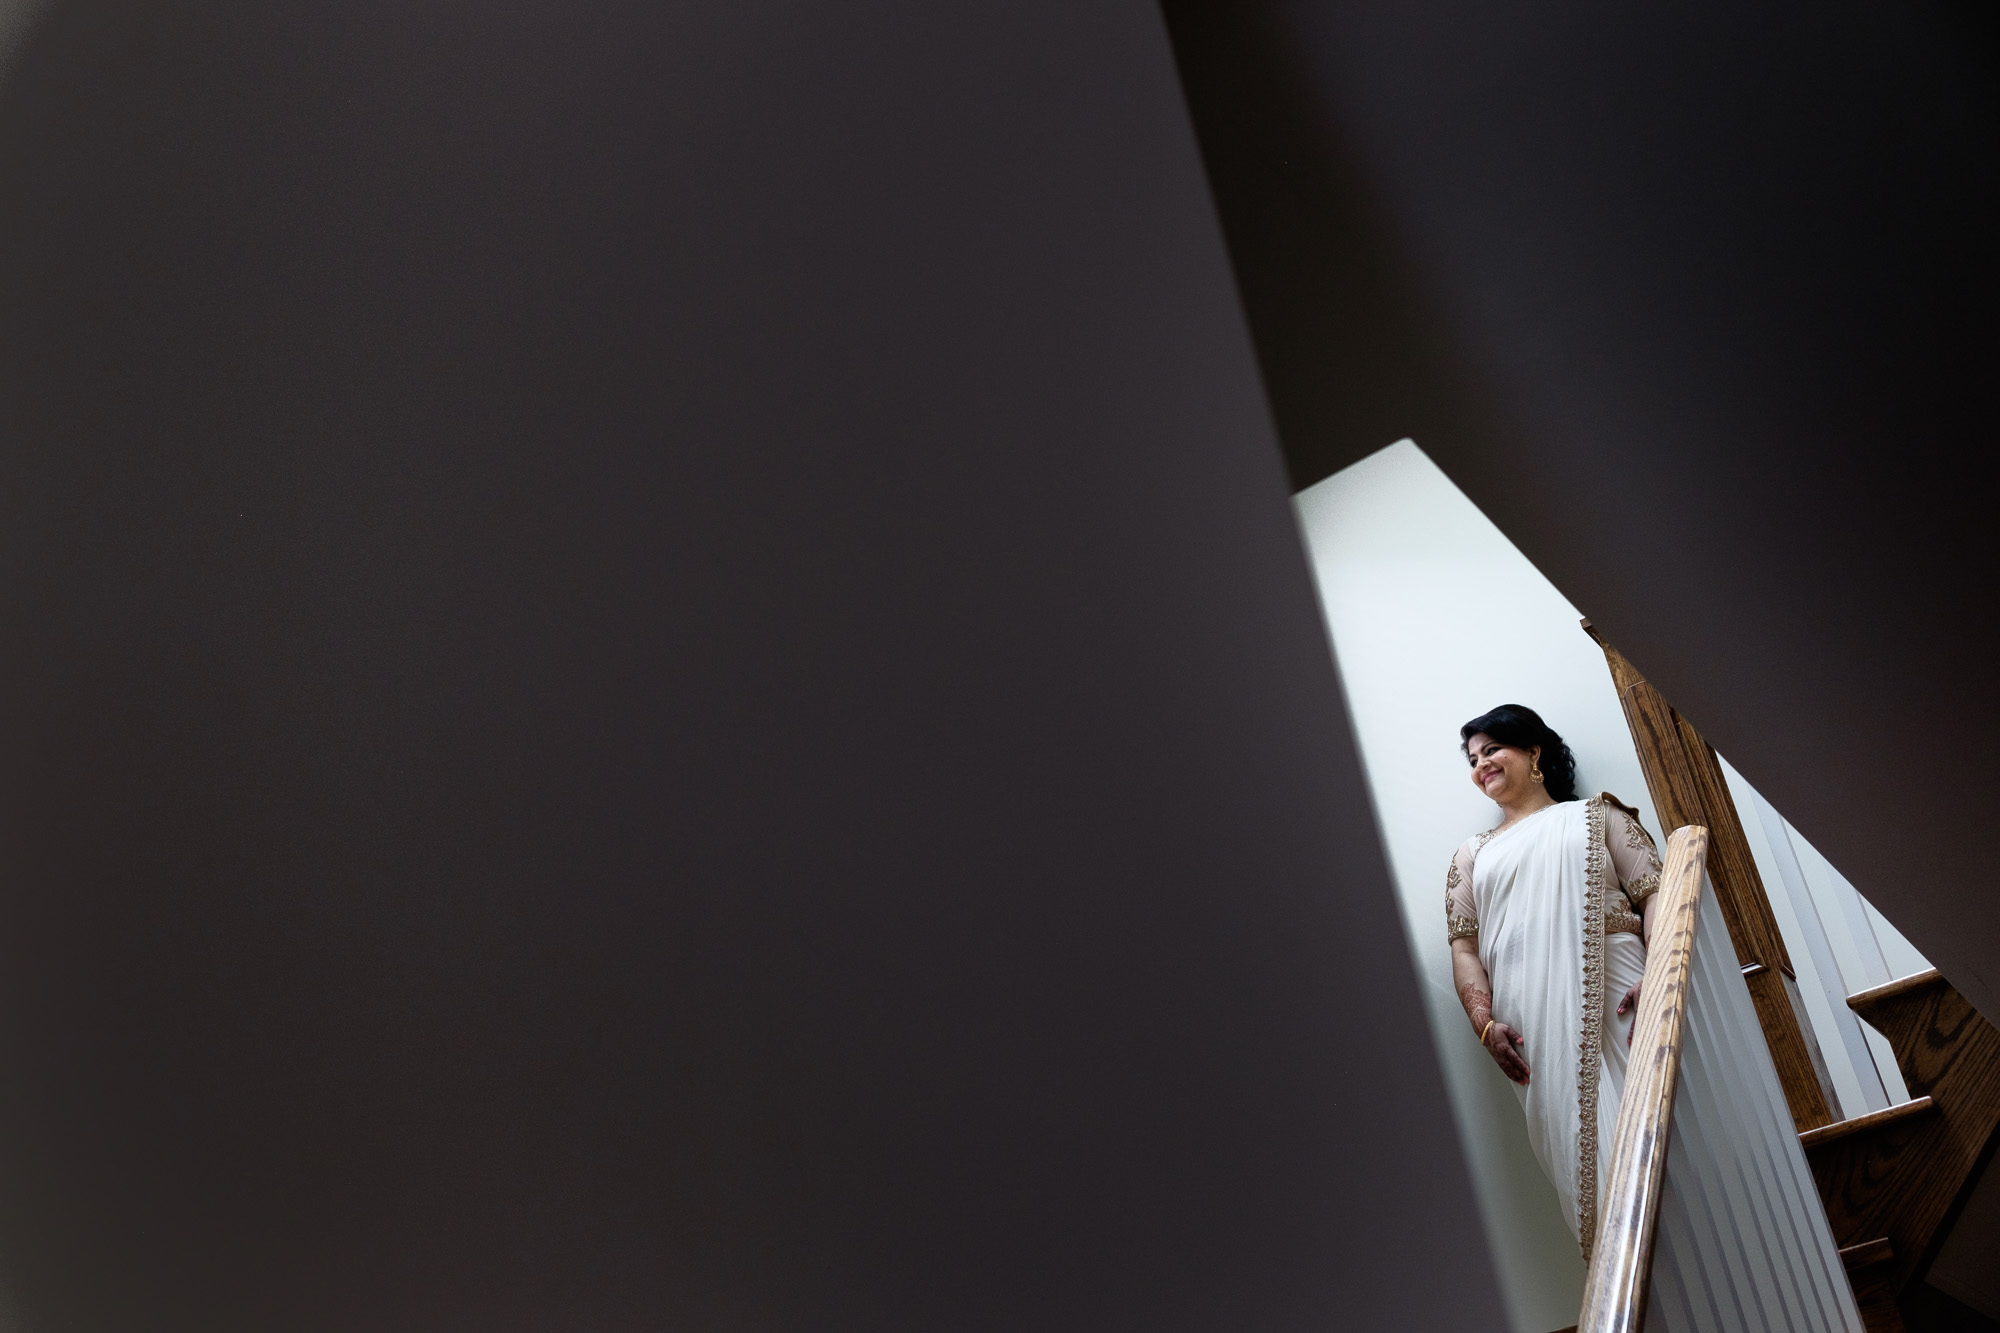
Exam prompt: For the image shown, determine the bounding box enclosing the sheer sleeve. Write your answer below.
[1604,800,1664,904]
[1445,841,1479,942]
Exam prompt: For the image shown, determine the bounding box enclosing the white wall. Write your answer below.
[1294,441,1660,1333]
[1723,758,1925,1115]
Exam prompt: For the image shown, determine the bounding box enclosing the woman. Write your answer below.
[1444,705,1859,1332]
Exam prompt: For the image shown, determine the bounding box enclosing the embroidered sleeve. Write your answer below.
[1604,885,1644,935]
[1445,844,1479,942]
[1604,800,1664,903]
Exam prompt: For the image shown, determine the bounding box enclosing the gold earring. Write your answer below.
[1530,760,1544,783]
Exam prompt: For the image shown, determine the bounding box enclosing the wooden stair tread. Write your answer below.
[1847,968,1944,1011]
[1799,1097,1936,1150]
[1838,1237,1895,1270]
[1839,1239,1910,1333]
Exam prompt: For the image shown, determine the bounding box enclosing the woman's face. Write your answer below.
[1465,732,1541,805]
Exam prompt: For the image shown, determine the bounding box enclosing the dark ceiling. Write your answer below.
[1158,0,1502,492]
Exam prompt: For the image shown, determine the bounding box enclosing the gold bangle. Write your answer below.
[1479,1019,1495,1045]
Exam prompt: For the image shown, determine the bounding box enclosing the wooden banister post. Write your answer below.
[1582,620,1837,1133]
[1578,825,1710,1333]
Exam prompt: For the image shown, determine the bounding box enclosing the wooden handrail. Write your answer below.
[1578,824,1710,1333]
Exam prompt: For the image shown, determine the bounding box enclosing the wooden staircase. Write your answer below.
[1805,969,2000,1332]
[1586,623,2000,1332]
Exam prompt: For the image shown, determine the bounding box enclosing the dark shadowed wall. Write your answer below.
[0,1,1503,1329]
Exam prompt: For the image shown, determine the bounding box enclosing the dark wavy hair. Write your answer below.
[1460,704,1579,802]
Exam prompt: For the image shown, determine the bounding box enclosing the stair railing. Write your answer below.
[1578,824,1711,1333]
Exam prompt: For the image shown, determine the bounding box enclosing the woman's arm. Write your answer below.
[1452,935,1530,1085]
[1610,805,1666,1033]
[1614,893,1662,1040]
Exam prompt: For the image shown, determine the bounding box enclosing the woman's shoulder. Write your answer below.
[1590,792,1658,842]
[1595,792,1641,819]
[1589,793,1649,829]
[1448,819,1511,872]
[1445,829,1490,875]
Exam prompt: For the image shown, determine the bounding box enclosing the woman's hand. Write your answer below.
[1483,1021,1530,1085]
[1616,980,1643,1044]
[1452,936,1528,1085]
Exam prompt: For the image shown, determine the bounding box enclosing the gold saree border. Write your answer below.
[1578,795,1610,1262]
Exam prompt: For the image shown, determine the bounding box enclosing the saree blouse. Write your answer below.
[1445,793,1662,944]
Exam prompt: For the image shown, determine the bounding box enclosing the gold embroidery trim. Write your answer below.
[1447,915,1480,942]
[1578,796,1609,1263]
[1623,872,1662,904]
[1605,884,1642,935]
[1605,908,1643,936]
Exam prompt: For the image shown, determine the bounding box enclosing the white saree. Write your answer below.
[1446,797,1861,1333]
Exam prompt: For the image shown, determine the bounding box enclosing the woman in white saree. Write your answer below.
[1446,705,1860,1333]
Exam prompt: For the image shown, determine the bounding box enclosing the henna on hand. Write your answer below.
[1458,982,1493,1035]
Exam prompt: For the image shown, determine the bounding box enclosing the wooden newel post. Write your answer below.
[1581,620,1837,1134]
[1578,825,1710,1333]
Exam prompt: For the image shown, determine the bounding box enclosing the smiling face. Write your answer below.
[1464,732,1542,807]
